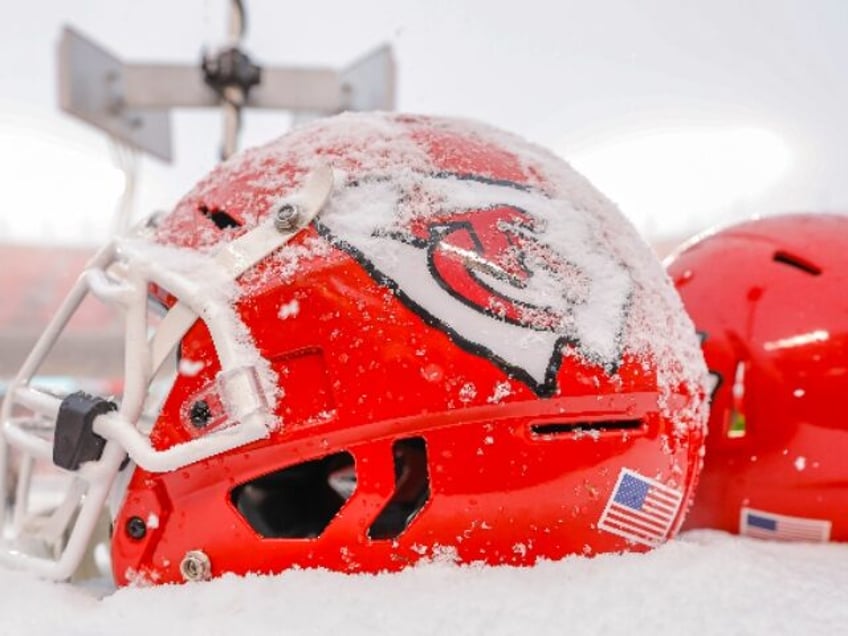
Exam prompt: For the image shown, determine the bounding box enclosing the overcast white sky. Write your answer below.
[1,0,846,245]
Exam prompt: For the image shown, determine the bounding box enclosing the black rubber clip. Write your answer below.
[53,391,117,471]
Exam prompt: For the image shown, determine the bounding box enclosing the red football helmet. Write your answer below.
[667,213,848,541]
[1,113,707,585]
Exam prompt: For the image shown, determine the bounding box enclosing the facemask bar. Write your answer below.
[0,166,334,580]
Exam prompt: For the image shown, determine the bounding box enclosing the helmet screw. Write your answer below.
[274,203,300,232]
[125,516,147,540]
[180,550,212,582]
[189,400,212,428]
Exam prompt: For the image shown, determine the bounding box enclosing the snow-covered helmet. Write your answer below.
[1,113,707,584]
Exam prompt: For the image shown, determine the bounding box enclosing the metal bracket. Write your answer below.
[57,26,395,162]
[58,27,174,161]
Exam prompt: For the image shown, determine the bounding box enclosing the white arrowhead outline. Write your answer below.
[316,174,632,395]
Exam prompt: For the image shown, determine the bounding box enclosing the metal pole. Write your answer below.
[228,0,245,45]
[221,0,246,160]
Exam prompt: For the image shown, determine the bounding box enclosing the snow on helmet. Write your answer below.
[1,113,707,584]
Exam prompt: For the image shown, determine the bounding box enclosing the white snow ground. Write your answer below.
[0,530,844,636]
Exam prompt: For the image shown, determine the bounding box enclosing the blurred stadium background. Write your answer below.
[2,1,846,382]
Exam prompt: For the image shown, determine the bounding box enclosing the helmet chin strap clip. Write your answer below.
[52,392,117,471]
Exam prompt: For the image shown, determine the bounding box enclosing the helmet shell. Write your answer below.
[112,113,707,584]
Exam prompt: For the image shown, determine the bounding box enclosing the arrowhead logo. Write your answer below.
[317,174,632,396]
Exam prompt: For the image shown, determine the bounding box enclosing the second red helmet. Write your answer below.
[667,213,848,541]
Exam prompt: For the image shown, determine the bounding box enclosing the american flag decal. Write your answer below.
[598,469,683,546]
[740,507,831,542]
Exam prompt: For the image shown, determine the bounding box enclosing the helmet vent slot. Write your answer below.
[531,419,643,437]
[231,451,354,539]
[198,204,242,230]
[368,438,430,541]
[773,250,821,276]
